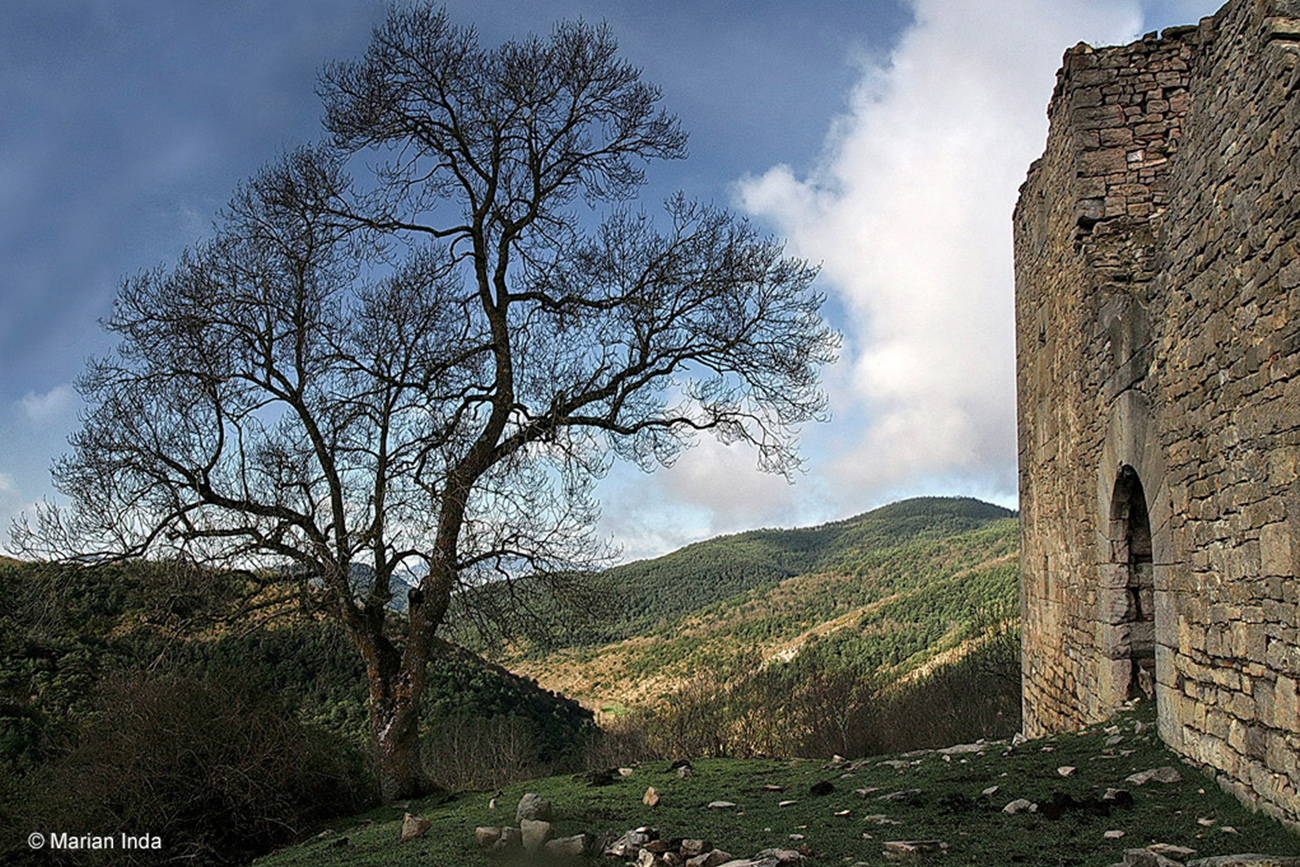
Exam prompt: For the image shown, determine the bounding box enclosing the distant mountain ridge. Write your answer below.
[504,496,1020,713]
[533,496,1015,648]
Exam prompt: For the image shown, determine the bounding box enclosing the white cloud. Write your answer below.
[736,0,1143,505]
[19,383,78,425]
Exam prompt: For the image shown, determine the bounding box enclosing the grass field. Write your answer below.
[253,703,1300,867]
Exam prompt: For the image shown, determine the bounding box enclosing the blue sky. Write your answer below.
[0,0,1220,561]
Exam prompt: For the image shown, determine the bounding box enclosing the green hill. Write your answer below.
[501,498,1021,738]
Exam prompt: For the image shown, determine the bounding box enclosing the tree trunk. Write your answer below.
[371,691,425,801]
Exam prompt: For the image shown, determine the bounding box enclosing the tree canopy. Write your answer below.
[15,3,838,799]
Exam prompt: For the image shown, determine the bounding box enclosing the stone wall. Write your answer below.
[1015,0,1300,825]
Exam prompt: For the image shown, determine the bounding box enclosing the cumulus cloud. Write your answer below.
[736,0,1143,506]
[20,383,77,425]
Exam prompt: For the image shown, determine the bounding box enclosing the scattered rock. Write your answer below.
[863,814,901,825]
[399,813,431,842]
[492,827,522,852]
[520,818,553,852]
[778,800,798,807]
[877,789,923,803]
[681,840,713,857]
[1105,830,1126,839]
[1122,847,1186,867]
[606,831,649,858]
[1186,857,1300,867]
[755,848,805,864]
[1126,766,1182,786]
[854,787,882,798]
[763,784,787,792]
[516,792,554,823]
[937,742,985,756]
[546,833,593,857]
[1058,766,1077,777]
[620,767,636,776]
[981,785,1000,797]
[1012,733,1028,747]
[1106,735,1126,747]
[1147,844,1197,861]
[678,765,695,779]
[788,834,805,841]
[834,809,852,817]
[880,759,913,770]
[475,826,502,848]
[687,850,733,867]
[1003,798,1036,814]
[644,787,661,807]
[708,801,738,810]
[488,796,500,810]
[882,840,949,862]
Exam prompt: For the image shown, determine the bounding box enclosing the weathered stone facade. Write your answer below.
[1015,0,1300,826]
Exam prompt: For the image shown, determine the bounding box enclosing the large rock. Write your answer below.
[520,818,553,852]
[399,812,431,842]
[546,833,593,857]
[516,792,554,822]
[474,826,501,848]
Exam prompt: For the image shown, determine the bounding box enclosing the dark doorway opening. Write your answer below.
[1112,465,1155,703]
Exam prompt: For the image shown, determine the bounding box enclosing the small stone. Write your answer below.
[1126,767,1181,785]
[1106,734,1125,747]
[678,765,694,779]
[708,800,738,809]
[1057,766,1077,777]
[788,834,805,841]
[475,826,502,848]
[520,818,553,852]
[1003,799,1036,814]
[686,850,733,867]
[882,840,948,862]
[620,767,636,776]
[1148,844,1197,860]
[756,848,805,864]
[488,796,499,810]
[1196,817,1215,826]
[1012,733,1028,746]
[779,800,798,807]
[763,784,787,792]
[981,785,1000,797]
[644,787,661,807]
[863,814,901,825]
[1104,830,1126,839]
[834,809,852,817]
[399,813,430,842]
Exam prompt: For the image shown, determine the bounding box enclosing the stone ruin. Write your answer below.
[1014,0,1300,828]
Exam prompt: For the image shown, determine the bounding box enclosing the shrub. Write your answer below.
[15,671,373,866]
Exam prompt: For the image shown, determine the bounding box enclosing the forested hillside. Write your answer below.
[503,497,1022,751]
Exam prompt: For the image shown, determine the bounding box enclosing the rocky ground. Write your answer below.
[254,703,1300,867]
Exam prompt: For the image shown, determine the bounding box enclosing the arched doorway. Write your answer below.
[1107,465,1156,704]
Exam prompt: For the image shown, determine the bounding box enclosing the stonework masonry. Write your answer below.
[1015,0,1300,826]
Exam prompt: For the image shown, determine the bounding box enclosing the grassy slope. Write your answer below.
[506,499,1020,713]
[253,703,1300,867]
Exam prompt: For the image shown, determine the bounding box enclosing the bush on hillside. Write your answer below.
[13,671,373,867]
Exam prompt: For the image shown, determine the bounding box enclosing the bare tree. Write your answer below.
[15,4,838,800]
